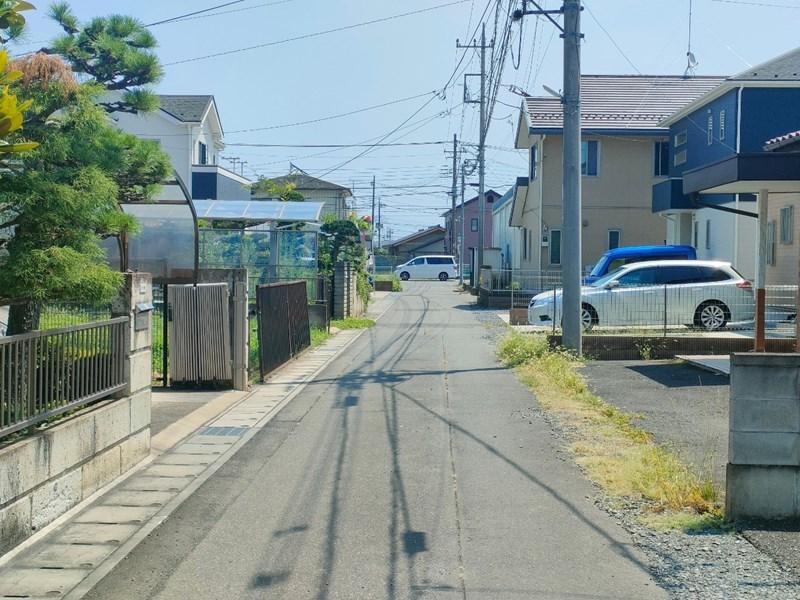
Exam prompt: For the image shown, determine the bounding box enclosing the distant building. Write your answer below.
[492,188,522,270]
[442,190,500,261]
[113,94,251,200]
[252,169,352,219]
[385,226,446,263]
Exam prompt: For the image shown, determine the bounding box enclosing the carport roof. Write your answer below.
[682,153,800,194]
[191,200,324,222]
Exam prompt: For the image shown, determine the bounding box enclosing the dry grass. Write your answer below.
[498,332,723,528]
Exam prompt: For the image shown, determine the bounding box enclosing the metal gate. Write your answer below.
[257,281,311,379]
[168,283,232,384]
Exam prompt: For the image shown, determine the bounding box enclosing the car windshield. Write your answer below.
[590,266,626,287]
[589,255,610,277]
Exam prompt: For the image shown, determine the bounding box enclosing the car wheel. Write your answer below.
[694,301,729,331]
[581,303,598,331]
[400,271,410,281]
[561,304,598,331]
[438,272,449,281]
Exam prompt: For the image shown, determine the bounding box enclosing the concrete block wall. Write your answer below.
[727,353,800,520]
[0,273,152,556]
[333,263,365,320]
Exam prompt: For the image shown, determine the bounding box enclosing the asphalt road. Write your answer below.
[84,281,663,600]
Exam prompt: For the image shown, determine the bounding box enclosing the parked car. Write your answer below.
[528,260,754,331]
[394,255,458,281]
[584,245,697,284]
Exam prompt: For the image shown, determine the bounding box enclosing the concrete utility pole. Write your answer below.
[513,0,583,354]
[450,134,458,254]
[561,0,583,355]
[460,167,466,286]
[377,200,382,249]
[457,25,493,277]
[371,175,376,273]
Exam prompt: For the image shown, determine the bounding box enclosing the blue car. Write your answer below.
[584,245,697,284]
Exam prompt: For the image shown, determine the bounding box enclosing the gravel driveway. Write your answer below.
[582,359,730,486]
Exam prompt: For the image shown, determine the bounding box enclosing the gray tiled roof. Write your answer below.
[731,47,800,81]
[524,75,725,131]
[387,225,445,247]
[158,95,214,122]
[262,173,352,195]
[764,130,800,151]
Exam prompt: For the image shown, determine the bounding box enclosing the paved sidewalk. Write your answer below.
[0,327,368,599]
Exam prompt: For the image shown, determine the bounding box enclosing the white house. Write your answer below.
[252,168,352,219]
[492,187,522,270]
[113,94,251,199]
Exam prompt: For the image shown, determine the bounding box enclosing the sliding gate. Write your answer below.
[168,283,233,385]
[256,280,311,379]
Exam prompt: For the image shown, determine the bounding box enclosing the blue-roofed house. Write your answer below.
[510,74,724,273]
[654,47,800,281]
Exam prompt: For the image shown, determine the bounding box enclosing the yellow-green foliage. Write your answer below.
[498,332,722,526]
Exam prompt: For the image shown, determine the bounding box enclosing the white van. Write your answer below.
[394,255,458,281]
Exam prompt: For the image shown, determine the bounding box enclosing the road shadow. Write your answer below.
[626,363,729,388]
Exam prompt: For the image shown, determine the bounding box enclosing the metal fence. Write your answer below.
[0,318,128,439]
[478,269,564,308]
[256,281,311,379]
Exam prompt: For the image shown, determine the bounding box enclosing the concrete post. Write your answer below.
[756,189,769,352]
[111,273,152,399]
[727,353,800,520]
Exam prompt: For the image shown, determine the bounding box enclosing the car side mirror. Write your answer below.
[604,280,620,289]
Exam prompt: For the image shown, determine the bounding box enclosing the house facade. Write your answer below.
[510,75,723,273]
[653,48,800,283]
[252,170,352,219]
[113,94,251,200]
[385,226,446,263]
[492,187,522,270]
[442,190,499,260]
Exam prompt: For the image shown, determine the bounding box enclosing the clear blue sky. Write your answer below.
[12,0,800,238]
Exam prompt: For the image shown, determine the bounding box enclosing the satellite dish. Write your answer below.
[687,52,698,67]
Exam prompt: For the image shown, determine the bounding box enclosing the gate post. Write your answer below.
[231,274,248,391]
[111,272,152,406]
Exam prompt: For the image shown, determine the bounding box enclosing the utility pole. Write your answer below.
[460,166,466,286]
[513,0,582,354]
[458,23,493,279]
[450,134,458,254]
[377,200,383,249]
[371,175,376,273]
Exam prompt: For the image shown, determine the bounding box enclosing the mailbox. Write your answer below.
[134,302,154,331]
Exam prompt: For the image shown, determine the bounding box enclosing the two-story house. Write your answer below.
[492,187,522,270]
[653,47,800,283]
[113,94,251,200]
[442,189,500,258]
[509,75,724,273]
[252,169,352,219]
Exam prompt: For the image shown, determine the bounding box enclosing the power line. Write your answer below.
[146,0,245,27]
[149,0,294,26]
[711,0,800,6]
[583,2,641,74]
[227,91,437,133]
[225,141,448,148]
[164,0,472,66]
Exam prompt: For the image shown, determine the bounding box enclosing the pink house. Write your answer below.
[442,189,500,258]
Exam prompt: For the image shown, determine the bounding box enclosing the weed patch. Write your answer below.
[331,317,375,330]
[498,331,723,529]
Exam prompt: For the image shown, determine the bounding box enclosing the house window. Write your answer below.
[693,220,699,249]
[470,218,479,232]
[198,141,208,165]
[654,141,669,177]
[522,228,528,259]
[705,219,711,250]
[674,149,687,167]
[780,205,794,244]
[530,145,537,180]
[581,140,599,176]
[719,109,726,141]
[767,220,776,265]
[608,229,621,250]
[707,112,713,145]
[674,130,687,146]
[550,229,562,265]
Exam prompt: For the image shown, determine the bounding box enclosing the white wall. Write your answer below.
[692,202,756,279]
[113,111,192,192]
[493,201,522,269]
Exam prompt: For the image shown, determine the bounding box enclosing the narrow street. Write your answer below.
[84,282,662,600]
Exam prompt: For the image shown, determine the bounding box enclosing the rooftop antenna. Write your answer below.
[685,0,698,77]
